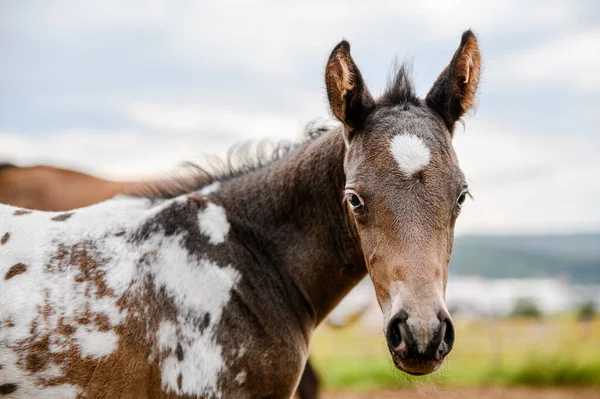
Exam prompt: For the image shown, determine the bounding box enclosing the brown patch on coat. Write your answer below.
[22,327,162,397]
[56,317,77,336]
[0,383,18,394]
[51,212,74,222]
[5,263,27,280]
[187,195,207,208]
[1,232,9,245]
[46,242,111,298]
[12,241,199,398]
[13,209,32,216]
[24,334,51,372]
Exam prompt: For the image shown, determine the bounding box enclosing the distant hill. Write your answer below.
[450,234,600,284]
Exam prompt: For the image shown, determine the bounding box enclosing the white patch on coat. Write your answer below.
[200,182,221,195]
[235,371,246,385]
[381,282,403,327]
[0,192,239,398]
[389,134,431,175]
[156,320,178,352]
[197,203,230,245]
[237,346,246,358]
[74,328,119,358]
[143,234,239,397]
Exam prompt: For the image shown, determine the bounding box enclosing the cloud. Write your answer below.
[0,129,213,179]
[453,118,600,234]
[126,102,311,139]
[388,0,583,40]
[489,28,600,93]
[3,0,588,84]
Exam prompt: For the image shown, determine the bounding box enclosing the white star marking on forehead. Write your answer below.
[389,133,431,175]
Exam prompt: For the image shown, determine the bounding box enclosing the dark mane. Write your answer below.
[139,121,335,199]
[378,62,419,107]
[0,163,16,172]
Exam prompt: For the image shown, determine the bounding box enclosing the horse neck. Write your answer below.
[218,129,367,328]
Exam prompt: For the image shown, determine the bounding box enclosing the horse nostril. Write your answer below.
[444,318,455,351]
[435,314,455,360]
[387,317,403,350]
[386,311,411,358]
[438,341,447,356]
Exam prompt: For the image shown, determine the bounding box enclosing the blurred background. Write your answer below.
[1,1,599,398]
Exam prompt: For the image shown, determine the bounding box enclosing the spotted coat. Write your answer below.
[0,190,304,398]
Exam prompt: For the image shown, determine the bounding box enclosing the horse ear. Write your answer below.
[325,40,374,144]
[426,30,481,134]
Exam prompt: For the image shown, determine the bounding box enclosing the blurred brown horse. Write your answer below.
[0,163,163,211]
[0,162,321,399]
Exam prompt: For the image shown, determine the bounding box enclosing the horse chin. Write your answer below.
[391,354,443,376]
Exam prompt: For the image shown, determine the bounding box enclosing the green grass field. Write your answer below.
[310,317,600,391]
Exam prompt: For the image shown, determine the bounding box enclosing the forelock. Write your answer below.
[379,62,419,107]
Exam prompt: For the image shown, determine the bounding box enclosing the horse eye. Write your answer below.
[457,190,469,207]
[349,194,362,207]
[344,190,364,211]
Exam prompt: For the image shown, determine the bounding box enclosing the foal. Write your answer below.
[0,30,480,398]
[0,163,322,399]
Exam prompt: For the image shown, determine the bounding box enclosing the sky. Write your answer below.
[1,0,599,235]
